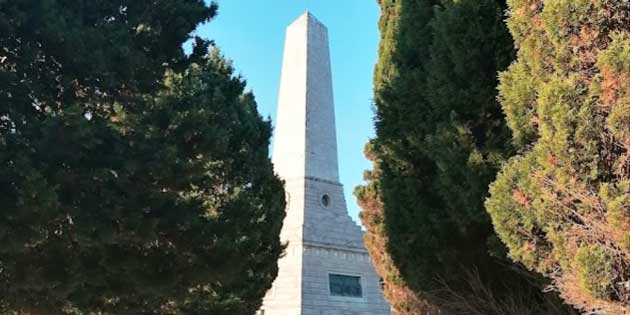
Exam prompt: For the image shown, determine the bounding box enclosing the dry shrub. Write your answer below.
[431,268,577,315]
[533,173,630,314]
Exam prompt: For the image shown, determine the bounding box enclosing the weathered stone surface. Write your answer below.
[261,12,390,315]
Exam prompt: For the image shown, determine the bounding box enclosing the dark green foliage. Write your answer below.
[357,2,441,312]
[357,0,576,313]
[0,2,285,314]
[486,0,630,312]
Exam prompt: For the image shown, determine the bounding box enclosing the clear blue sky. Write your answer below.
[194,0,380,224]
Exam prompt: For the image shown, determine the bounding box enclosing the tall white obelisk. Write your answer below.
[260,12,390,315]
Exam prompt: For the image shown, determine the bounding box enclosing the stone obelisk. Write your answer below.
[260,12,390,315]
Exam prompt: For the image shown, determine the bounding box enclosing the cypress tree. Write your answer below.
[358,0,575,313]
[356,0,439,312]
[0,2,285,314]
[486,0,630,312]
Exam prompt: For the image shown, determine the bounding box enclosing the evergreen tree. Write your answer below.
[486,0,630,312]
[0,2,285,314]
[357,0,574,313]
[357,0,443,313]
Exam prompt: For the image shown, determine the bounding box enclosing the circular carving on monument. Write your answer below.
[321,193,331,208]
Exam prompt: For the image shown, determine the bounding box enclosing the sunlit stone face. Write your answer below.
[260,12,391,315]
